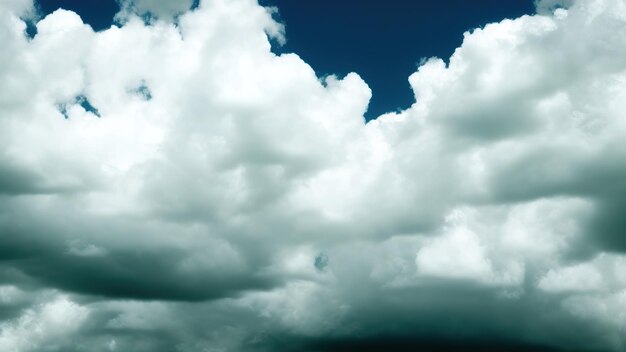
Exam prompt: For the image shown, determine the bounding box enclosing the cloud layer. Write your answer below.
[1,0,626,350]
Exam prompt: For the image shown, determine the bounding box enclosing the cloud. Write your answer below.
[115,0,197,22]
[0,0,625,350]
[0,294,88,351]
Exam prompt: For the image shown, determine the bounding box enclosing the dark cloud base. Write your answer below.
[292,337,568,352]
[1,0,626,350]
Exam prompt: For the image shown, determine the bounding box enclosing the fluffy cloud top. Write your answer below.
[1,0,626,350]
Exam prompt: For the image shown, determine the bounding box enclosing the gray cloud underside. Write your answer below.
[1,0,626,350]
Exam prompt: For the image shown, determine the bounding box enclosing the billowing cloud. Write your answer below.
[115,0,197,22]
[1,0,626,350]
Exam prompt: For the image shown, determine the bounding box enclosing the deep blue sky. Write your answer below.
[34,0,536,119]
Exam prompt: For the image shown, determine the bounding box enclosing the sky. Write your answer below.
[261,0,537,119]
[32,0,537,119]
[0,0,625,351]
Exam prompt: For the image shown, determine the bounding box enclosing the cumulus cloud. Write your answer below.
[0,294,88,351]
[0,0,626,350]
[115,0,197,22]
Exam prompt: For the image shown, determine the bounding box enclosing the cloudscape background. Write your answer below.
[0,0,626,351]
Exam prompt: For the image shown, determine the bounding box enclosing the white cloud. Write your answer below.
[116,0,196,22]
[539,262,604,293]
[416,212,494,282]
[0,0,626,350]
[0,295,88,352]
